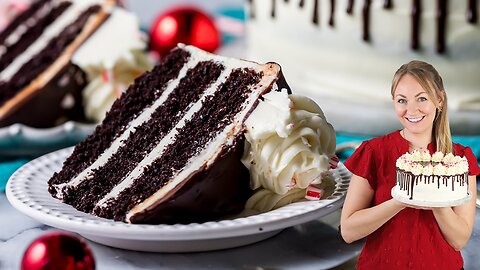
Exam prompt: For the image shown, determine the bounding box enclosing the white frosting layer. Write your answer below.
[247,0,480,134]
[0,0,57,59]
[0,0,102,81]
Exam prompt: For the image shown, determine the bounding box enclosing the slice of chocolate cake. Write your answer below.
[48,44,288,224]
[0,0,149,127]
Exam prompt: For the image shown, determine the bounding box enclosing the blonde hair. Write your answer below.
[390,60,453,154]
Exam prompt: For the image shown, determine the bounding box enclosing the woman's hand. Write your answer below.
[340,174,406,243]
[395,200,432,210]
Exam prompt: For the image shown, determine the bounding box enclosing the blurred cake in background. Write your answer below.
[246,0,480,135]
[0,0,150,128]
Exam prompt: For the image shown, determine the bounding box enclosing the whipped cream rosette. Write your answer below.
[72,8,152,123]
[242,89,336,212]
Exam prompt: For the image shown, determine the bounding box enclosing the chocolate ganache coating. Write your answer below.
[0,62,87,128]
[129,136,251,225]
[249,0,478,53]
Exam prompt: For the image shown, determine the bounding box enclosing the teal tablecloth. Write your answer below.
[0,158,29,191]
[1,132,479,192]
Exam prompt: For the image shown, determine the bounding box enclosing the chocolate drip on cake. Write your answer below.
[0,1,72,72]
[329,0,335,26]
[384,0,393,9]
[248,0,476,53]
[437,0,448,53]
[95,68,262,222]
[271,0,276,18]
[396,169,469,200]
[0,5,101,107]
[48,49,190,193]
[467,0,477,23]
[412,0,422,50]
[62,61,224,213]
[362,0,372,41]
[347,0,354,14]
[313,0,320,25]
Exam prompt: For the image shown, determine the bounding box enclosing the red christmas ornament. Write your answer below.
[21,232,95,270]
[149,6,220,57]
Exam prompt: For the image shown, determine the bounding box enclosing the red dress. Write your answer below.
[344,130,480,270]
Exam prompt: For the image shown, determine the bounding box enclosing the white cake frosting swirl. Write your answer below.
[72,8,152,122]
[242,88,336,211]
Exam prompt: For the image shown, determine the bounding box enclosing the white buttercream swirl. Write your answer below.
[82,50,151,122]
[74,8,152,122]
[445,165,457,176]
[242,89,336,212]
[411,163,423,175]
[423,164,434,175]
[420,149,431,162]
[411,149,422,162]
[432,151,444,162]
[398,149,469,177]
[442,153,456,164]
[433,163,447,175]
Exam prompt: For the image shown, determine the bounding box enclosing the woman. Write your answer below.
[340,60,479,270]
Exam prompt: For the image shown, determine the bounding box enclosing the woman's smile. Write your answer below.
[405,115,425,123]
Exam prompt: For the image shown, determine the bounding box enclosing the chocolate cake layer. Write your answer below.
[0,1,72,72]
[48,49,190,193]
[0,5,101,107]
[0,0,53,45]
[62,61,224,212]
[0,62,87,127]
[96,68,262,222]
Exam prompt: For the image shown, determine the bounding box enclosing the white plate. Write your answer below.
[0,122,95,157]
[6,147,351,252]
[391,186,472,208]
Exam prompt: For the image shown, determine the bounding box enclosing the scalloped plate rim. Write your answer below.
[6,146,351,241]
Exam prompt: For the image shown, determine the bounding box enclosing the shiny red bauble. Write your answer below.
[21,232,95,270]
[149,6,220,57]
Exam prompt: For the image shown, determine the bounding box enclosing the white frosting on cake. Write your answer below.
[246,0,480,135]
[0,0,57,58]
[0,1,148,123]
[241,90,336,212]
[0,0,103,81]
[395,150,469,203]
